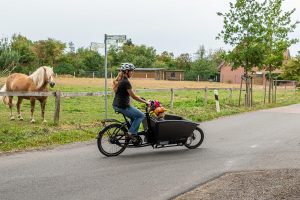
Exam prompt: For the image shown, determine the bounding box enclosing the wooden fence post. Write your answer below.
[204,87,208,105]
[284,85,287,96]
[274,79,277,103]
[170,88,174,108]
[54,90,61,125]
[228,88,233,104]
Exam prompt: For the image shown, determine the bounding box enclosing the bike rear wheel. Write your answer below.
[97,123,129,157]
[184,127,204,149]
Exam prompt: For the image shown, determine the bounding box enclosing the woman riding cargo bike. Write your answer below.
[97,63,204,157]
[112,63,149,141]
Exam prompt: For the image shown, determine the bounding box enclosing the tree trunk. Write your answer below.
[238,76,243,106]
[245,76,249,106]
[263,74,267,104]
[250,76,253,107]
[268,72,272,103]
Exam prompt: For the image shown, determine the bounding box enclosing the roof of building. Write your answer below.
[165,70,185,72]
[135,68,165,71]
[134,68,185,72]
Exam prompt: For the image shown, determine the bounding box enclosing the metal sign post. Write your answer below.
[104,34,108,119]
[104,34,127,119]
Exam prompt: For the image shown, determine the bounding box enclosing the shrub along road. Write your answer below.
[0,104,299,200]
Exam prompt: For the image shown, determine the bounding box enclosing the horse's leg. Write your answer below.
[40,98,47,123]
[8,96,15,120]
[17,97,24,121]
[30,98,36,123]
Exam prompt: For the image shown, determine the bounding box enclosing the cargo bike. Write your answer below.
[97,103,204,157]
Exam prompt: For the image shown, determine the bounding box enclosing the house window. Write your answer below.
[171,72,175,78]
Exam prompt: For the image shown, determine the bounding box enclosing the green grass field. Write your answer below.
[0,79,299,153]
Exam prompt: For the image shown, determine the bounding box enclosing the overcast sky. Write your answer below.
[1,0,299,56]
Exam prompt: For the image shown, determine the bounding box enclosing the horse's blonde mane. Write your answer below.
[29,66,53,89]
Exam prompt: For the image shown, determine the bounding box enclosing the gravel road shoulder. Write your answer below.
[174,169,300,200]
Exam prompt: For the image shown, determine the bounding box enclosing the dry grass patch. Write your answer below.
[50,77,242,89]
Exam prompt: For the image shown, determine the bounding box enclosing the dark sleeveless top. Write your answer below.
[112,77,132,108]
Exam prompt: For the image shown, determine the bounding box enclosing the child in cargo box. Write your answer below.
[149,100,166,121]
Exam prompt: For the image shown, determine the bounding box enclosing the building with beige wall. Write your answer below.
[133,68,185,81]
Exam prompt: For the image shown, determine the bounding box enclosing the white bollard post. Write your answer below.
[93,72,95,78]
[214,90,220,112]
[146,73,148,79]
[73,72,75,78]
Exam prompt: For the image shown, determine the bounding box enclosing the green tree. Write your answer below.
[186,47,222,81]
[33,38,65,66]
[175,53,192,70]
[156,51,176,69]
[55,62,76,75]
[68,42,75,53]
[217,0,266,106]
[56,47,104,76]
[194,45,206,60]
[261,0,299,102]
[107,46,121,68]
[281,53,300,82]
[118,43,157,68]
[11,34,36,67]
[188,59,212,81]
[152,60,168,69]
[0,38,20,75]
[81,49,104,72]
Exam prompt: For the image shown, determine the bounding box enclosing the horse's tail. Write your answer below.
[0,84,9,105]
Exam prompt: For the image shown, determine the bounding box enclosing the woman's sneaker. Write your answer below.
[125,133,138,143]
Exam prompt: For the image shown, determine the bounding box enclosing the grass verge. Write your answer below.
[0,82,299,153]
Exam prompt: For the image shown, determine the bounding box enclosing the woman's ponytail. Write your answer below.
[112,72,124,92]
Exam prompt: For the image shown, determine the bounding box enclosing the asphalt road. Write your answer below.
[0,104,299,200]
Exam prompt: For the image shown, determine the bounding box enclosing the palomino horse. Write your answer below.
[0,66,55,123]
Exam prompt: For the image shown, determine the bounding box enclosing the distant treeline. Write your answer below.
[0,34,224,80]
[1,34,298,82]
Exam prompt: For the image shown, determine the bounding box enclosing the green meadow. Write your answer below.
[0,81,299,153]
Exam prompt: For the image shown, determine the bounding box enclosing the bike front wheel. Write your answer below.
[97,123,129,157]
[184,127,204,149]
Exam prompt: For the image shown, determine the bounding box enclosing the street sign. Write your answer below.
[90,42,104,51]
[106,35,126,42]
